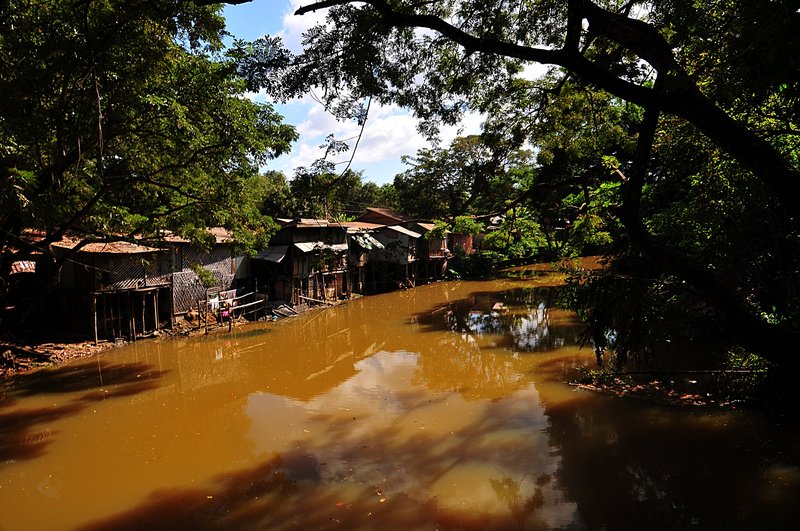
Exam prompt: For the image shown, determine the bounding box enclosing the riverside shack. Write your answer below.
[252,219,348,306]
[49,227,246,341]
[159,227,248,316]
[51,238,172,341]
[370,224,423,290]
[340,221,385,295]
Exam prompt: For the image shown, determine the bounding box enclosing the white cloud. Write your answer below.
[258,1,486,184]
[279,0,329,52]
[274,99,484,180]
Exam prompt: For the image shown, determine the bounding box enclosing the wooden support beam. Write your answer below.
[154,290,159,332]
[92,294,99,346]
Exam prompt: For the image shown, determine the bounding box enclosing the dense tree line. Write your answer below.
[0,0,298,315]
[224,0,799,369]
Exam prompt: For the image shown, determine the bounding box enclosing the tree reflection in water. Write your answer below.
[419,286,580,353]
[4,278,800,531]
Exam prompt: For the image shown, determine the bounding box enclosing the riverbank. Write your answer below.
[1,338,118,379]
[0,299,329,379]
[0,314,228,379]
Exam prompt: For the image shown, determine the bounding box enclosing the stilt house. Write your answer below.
[51,238,172,341]
[253,220,348,306]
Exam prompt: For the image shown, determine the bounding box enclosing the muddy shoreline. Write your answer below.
[0,316,225,379]
[1,338,119,379]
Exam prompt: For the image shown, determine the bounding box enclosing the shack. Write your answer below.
[341,222,385,294]
[355,207,409,226]
[449,233,475,255]
[370,224,423,290]
[408,221,450,281]
[159,227,248,315]
[253,220,349,306]
[51,238,172,341]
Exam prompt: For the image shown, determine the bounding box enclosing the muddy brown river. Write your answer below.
[1,272,799,530]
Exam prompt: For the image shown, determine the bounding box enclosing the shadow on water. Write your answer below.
[75,374,800,531]
[3,359,168,397]
[77,391,557,531]
[0,360,167,465]
[0,403,84,463]
[543,394,800,530]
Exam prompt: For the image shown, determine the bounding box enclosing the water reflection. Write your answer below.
[416,286,581,353]
[1,277,799,530]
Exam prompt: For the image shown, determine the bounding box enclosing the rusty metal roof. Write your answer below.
[51,237,163,254]
[296,219,329,228]
[339,221,384,231]
[385,225,422,239]
[10,260,36,274]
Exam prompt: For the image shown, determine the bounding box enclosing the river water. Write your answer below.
[1,272,799,530]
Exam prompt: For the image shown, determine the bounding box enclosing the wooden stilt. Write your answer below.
[101,294,107,339]
[170,276,176,329]
[92,294,99,346]
[130,295,136,341]
[154,290,159,332]
[117,294,122,339]
[111,293,117,339]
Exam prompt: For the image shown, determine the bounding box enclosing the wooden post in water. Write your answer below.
[154,290,159,332]
[102,295,108,339]
[92,294,98,346]
[130,294,136,341]
[170,275,176,329]
[204,289,209,335]
[110,293,116,339]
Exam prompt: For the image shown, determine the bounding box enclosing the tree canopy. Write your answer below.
[394,135,530,219]
[5,0,800,370]
[0,0,297,299]
[222,0,800,367]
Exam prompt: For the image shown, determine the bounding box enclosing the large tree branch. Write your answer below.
[288,0,800,220]
[208,0,800,219]
[613,79,800,368]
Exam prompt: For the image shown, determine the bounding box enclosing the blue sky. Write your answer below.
[221,0,484,185]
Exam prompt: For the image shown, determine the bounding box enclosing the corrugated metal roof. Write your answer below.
[386,225,421,239]
[51,238,163,254]
[357,207,409,223]
[294,242,348,253]
[350,233,385,250]
[296,219,329,228]
[340,221,384,230]
[10,260,36,274]
[160,227,233,244]
[253,245,289,263]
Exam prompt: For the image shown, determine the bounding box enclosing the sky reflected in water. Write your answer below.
[1,275,799,530]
